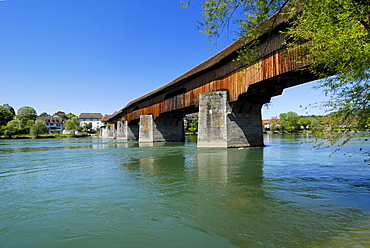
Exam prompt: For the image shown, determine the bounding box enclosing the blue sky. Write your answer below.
[0,0,328,119]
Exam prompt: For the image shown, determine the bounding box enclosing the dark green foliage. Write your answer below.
[65,117,81,131]
[0,106,14,126]
[17,106,37,130]
[188,117,198,134]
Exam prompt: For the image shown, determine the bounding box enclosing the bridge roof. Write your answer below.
[125,40,242,106]
[109,11,287,121]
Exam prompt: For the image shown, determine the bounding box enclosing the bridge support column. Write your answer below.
[107,123,116,139]
[139,114,184,143]
[116,120,138,141]
[100,127,108,138]
[197,90,264,148]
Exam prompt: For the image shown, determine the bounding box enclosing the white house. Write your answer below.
[79,113,103,131]
[36,116,66,134]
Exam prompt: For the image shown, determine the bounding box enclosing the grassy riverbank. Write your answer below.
[0,133,96,139]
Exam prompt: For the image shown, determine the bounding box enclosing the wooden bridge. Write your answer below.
[102,14,317,148]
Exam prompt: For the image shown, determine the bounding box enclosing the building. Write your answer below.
[36,116,66,134]
[262,117,279,130]
[79,113,103,131]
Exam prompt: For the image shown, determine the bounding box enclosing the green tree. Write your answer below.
[17,106,37,130]
[0,106,14,126]
[188,117,198,134]
[54,111,68,119]
[4,120,21,137]
[298,117,312,130]
[29,119,48,137]
[0,125,7,135]
[39,112,49,117]
[83,122,93,131]
[279,111,300,132]
[66,113,77,119]
[2,104,15,116]
[65,117,81,131]
[185,0,369,148]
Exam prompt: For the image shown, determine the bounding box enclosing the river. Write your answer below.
[1,134,369,247]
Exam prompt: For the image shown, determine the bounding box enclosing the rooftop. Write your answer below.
[79,113,103,119]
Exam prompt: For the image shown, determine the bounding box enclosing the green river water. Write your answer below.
[1,134,369,247]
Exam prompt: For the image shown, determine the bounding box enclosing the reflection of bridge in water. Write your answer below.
[101,14,317,148]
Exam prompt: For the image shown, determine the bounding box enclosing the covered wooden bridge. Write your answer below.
[102,14,317,148]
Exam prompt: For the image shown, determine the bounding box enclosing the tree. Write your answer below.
[279,111,300,132]
[298,117,312,130]
[83,122,93,131]
[185,0,369,148]
[39,112,49,117]
[66,113,77,119]
[0,106,14,126]
[29,119,48,137]
[188,117,198,134]
[17,106,37,130]
[54,111,68,119]
[65,117,81,131]
[4,120,21,137]
[2,104,15,116]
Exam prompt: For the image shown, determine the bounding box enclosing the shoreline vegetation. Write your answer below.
[0,133,96,140]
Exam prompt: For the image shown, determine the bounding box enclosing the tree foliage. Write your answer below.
[188,117,198,134]
[4,120,21,137]
[83,122,93,131]
[66,113,77,119]
[29,119,48,137]
[65,117,81,131]
[184,0,370,149]
[54,111,68,119]
[0,106,14,126]
[2,104,15,116]
[279,111,300,132]
[17,106,37,129]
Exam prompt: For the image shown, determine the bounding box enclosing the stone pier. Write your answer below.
[139,114,184,143]
[197,90,264,148]
[116,121,139,141]
[107,123,116,139]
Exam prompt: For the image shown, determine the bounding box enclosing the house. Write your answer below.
[36,116,66,134]
[262,117,280,130]
[79,113,103,131]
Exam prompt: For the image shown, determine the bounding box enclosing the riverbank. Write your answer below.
[0,133,96,139]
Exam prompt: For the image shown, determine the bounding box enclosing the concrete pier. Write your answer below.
[197,90,264,148]
[139,114,184,143]
[116,121,138,141]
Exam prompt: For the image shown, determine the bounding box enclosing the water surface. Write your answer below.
[1,134,369,247]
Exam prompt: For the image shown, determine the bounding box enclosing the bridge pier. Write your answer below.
[139,114,184,143]
[107,123,116,139]
[197,90,264,148]
[116,121,139,141]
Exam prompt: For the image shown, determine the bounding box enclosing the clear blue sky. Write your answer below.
[0,0,328,119]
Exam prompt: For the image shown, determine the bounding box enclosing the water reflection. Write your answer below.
[195,148,263,186]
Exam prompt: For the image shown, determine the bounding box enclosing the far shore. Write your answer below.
[0,133,96,140]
